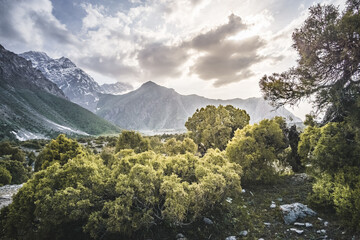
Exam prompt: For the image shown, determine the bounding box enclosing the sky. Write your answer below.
[0,0,346,120]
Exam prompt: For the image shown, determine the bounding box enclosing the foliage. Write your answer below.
[0,160,29,184]
[163,137,198,155]
[226,118,288,185]
[115,130,150,153]
[185,105,250,153]
[1,155,108,239]
[35,134,86,171]
[0,141,26,162]
[1,142,245,239]
[86,149,243,239]
[299,121,360,229]
[260,0,360,121]
[0,166,12,186]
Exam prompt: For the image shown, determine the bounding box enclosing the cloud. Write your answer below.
[190,36,265,86]
[138,43,188,78]
[189,14,247,50]
[78,54,138,79]
[0,0,78,52]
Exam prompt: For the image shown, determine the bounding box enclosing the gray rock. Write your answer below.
[305,222,313,228]
[270,201,276,208]
[225,236,236,240]
[203,217,214,225]
[290,228,304,234]
[239,230,248,236]
[176,233,186,239]
[294,222,305,226]
[0,184,23,210]
[280,202,317,224]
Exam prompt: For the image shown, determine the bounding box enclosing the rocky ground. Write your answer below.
[0,184,23,210]
[228,173,359,240]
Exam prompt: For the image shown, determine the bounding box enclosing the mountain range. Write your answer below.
[0,46,302,140]
[96,81,302,131]
[20,52,133,112]
[0,45,120,140]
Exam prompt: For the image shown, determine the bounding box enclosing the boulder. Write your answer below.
[279,202,316,224]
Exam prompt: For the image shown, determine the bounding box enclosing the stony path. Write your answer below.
[0,184,23,210]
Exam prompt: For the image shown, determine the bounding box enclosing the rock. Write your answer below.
[264,222,271,227]
[317,229,326,234]
[279,203,317,224]
[290,228,304,234]
[324,221,329,227]
[277,197,283,202]
[258,238,265,240]
[225,236,236,240]
[0,184,23,210]
[305,222,313,227]
[226,197,233,203]
[241,189,246,193]
[239,230,248,236]
[294,222,305,226]
[176,233,186,239]
[270,201,276,208]
[203,217,213,225]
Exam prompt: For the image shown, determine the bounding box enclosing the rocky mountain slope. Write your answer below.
[97,81,302,131]
[100,82,133,95]
[0,45,121,140]
[20,51,134,111]
[20,51,102,112]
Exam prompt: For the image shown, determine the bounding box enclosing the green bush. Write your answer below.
[163,137,198,156]
[299,122,360,229]
[0,160,28,184]
[185,105,250,153]
[115,130,150,153]
[35,134,85,171]
[226,118,288,185]
[1,147,246,239]
[0,166,12,186]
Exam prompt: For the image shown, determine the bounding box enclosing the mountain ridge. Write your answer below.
[97,80,302,131]
[0,45,121,140]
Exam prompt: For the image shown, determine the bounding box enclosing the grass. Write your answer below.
[238,174,359,239]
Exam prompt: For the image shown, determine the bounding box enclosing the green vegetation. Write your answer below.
[35,134,86,171]
[0,166,12,186]
[185,105,249,153]
[226,117,289,185]
[1,135,250,239]
[0,141,30,184]
[0,0,359,238]
[260,0,360,230]
[115,130,150,153]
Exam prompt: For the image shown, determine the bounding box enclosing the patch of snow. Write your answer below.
[11,130,48,141]
[45,119,89,136]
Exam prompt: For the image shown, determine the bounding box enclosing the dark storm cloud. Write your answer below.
[137,13,267,86]
[190,36,265,86]
[138,43,188,78]
[188,14,247,50]
[78,54,138,79]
